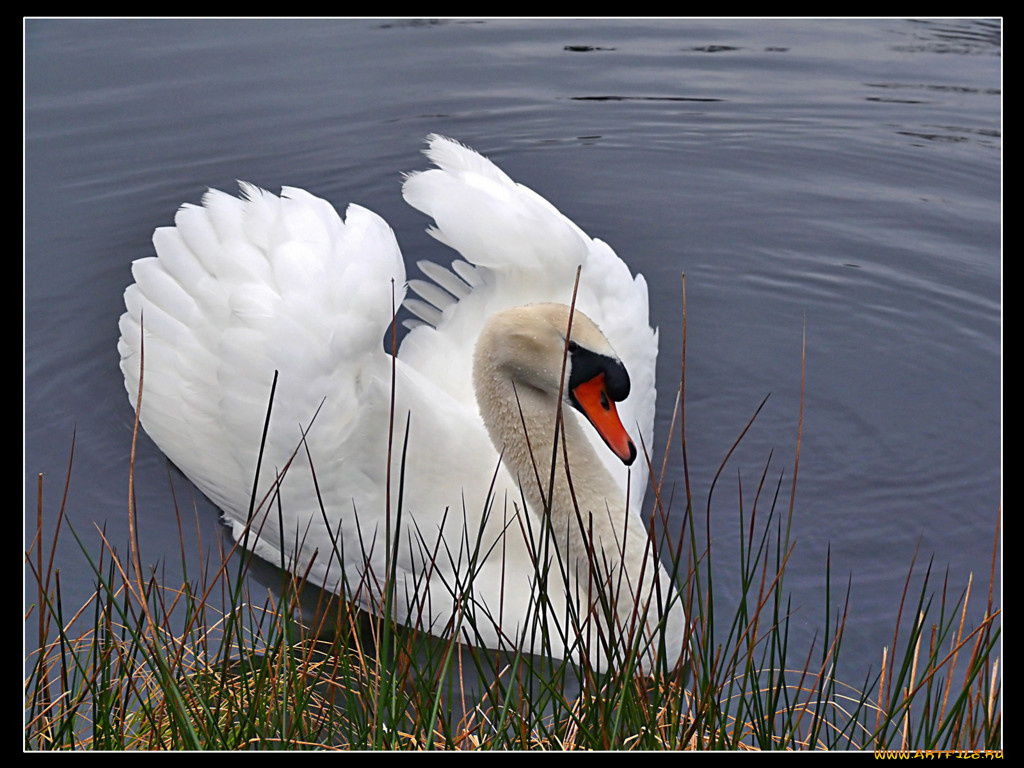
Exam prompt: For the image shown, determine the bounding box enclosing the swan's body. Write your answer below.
[119,135,685,670]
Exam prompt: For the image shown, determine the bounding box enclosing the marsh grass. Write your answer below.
[25,290,1000,750]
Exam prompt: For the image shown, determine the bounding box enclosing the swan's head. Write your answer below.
[473,303,637,466]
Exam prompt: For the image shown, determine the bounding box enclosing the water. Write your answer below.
[25,18,1000,699]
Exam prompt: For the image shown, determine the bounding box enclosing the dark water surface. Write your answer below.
[25,18,1001,694]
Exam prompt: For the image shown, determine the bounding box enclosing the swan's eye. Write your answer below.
[567,340,580,353]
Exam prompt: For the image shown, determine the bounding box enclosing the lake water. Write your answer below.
[25,18,1001,699]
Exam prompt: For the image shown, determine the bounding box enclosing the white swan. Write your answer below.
[118,135,686,671]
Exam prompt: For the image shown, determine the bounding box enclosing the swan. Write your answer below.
[118,135,686,671]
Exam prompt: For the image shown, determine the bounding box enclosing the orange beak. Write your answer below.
[571,372,637,465]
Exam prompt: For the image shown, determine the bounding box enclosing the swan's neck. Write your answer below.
[474,360,599,506]
[471,309,685,669]
[474,364,656,615]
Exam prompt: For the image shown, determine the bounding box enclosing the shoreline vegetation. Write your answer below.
[25,297,1001,750]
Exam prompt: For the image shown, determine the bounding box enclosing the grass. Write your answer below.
[25,288,1001,750]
